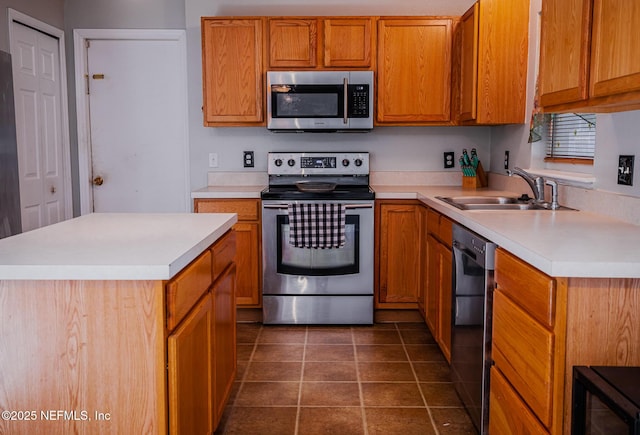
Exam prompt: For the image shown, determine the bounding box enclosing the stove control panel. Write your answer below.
[268,152,369,175]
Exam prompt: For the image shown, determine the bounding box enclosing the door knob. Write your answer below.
[93,176,104,186]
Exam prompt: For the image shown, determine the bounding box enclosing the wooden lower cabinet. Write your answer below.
[489,367,548,435]
[425,209,453,362]
[492,248,640,434]
[376,201,426,308]
[212,264,237,425]
[168,293,214,434]
[167,231,237,434]
[195,198,262,307]
[0,230,237,435]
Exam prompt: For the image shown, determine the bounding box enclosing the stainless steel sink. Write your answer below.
[438,196,519,205]
[436,196,575,211]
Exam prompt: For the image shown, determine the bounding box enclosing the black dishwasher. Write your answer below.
[451,224,497,435]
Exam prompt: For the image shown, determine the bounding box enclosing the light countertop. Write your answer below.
[190,183,640,278]
[192,185,265,199]
[374,185,640,279]
[0,213,237,280]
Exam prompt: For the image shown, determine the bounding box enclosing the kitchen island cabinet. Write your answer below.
[194,198,262,307]
[0,213,237,434]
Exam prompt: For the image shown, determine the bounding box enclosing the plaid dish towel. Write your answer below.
[288,203,346,249]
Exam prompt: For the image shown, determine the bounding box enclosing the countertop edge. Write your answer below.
[0,214,238,281]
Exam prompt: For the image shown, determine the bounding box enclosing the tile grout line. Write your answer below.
[397,323,441,435]
[293,326,308,435]
[353,326,370,435]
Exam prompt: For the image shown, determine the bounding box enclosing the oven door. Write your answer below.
[262,200,374,296]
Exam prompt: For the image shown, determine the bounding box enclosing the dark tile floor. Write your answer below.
[215,322,476,435]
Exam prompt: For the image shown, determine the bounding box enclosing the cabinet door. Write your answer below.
[323,18,373,68]
[538,0,592,107]
[201,18,264,125]
[378,203,423,306]
[492,290,554,428]
[269,19,318,68]
[437,240,452,362]
[212,264,237,427]
[590,0,640,98]
[425,233,440,335]
[234,222,261,306]
[489,367,549,435]
[377,19,452,123]
[459,4,479,122]
[194,199,261,307]
[167,293,213,435]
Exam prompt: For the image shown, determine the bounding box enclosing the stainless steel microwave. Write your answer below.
[267,71,374,132]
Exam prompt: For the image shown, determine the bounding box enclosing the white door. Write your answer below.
[10,21,68,231]
[81,34,189,213]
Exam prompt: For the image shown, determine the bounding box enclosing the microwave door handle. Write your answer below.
[343,77,348,125]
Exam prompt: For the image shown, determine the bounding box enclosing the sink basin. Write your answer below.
[436,196,576,211]
[438,196,519,205]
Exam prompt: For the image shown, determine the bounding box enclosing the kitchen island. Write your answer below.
[0,213,237,434]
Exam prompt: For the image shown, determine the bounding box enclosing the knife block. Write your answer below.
[462,161,488,189]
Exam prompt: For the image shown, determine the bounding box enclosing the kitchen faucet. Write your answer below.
[507,167,546,202]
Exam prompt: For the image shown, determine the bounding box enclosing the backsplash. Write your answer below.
[490,173,640,226]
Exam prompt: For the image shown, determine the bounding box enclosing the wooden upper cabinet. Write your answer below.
[201,18,264,126]
[377,18,453,124]
[269,18,318,68]
[459,4,479,122]
[539,0,640,112]
[589,0,640,98]
[538,0,592,108]
[323,18,374,68]
[458,0,529,124]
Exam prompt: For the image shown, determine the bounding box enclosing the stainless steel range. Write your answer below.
[261,152,375,325]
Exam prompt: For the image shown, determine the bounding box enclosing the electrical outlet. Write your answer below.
[208,153,218,168]
[504,150,510,170]
[618,155,634,186]
[444,151,455,169]
[243,151,254,168]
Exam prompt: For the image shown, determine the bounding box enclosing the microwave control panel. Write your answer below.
[348,85,369,118]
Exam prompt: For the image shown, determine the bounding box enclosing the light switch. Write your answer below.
[209,153,218,168]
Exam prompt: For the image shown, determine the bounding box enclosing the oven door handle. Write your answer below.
[263,203,373,210]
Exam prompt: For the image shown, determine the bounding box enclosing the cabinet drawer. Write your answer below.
[493,290,554,428]
[438,215,452,248]
[426,208,452,247]
[489,367,549,435]
[495,248,555,328]
[194,199,260,221]
[166,250,213,331]
[212,230,236,281]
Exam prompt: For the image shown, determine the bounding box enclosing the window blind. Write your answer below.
[546,113,596,159]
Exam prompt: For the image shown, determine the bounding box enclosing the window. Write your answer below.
[545,113,596,163]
